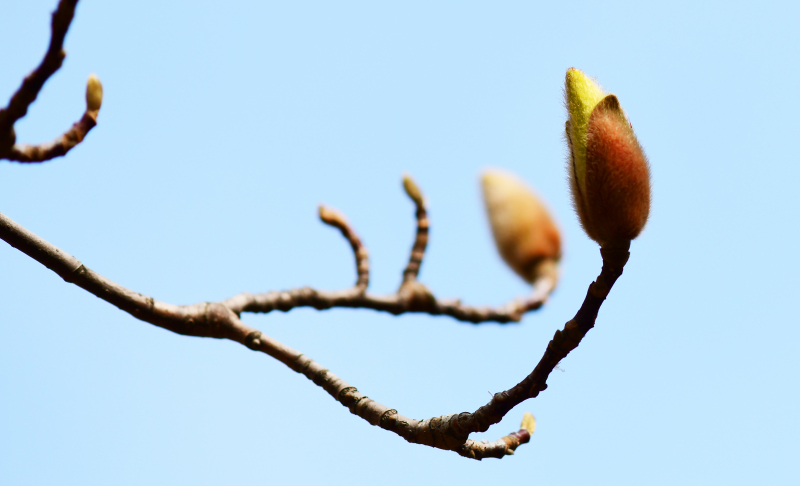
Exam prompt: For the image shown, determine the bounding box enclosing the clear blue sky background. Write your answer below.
[2,0,798,484]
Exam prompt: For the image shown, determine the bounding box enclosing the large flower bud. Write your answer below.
[565,68,651,249]
[482,169,561,284]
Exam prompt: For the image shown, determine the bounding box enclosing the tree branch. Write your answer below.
[318,204,369,292]
[224,177,555,324]
[4,111,97,163]
[0,204,625,460]
[400,174,428,284]
[0,0,99,162]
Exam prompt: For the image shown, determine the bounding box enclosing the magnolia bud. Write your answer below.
[481,169,561,284]
[565,68,650,248]
[85,74,103,113]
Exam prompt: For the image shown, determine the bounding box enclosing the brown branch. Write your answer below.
[0,0,100,162]
[222,279,553,324]
[0,206,624,460]
[5,111,97,163]
[400,174,428,284]
[220,179,554,325]
[318,205,369,292]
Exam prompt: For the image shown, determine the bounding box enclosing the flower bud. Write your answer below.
[481,169,561,284]
[85,74,103,113]
[520,412,536,434]
[402,174,424,207]
[565,68,650,248]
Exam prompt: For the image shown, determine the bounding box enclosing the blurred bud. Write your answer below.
[481,169,561,284]
[520,412,536,434]
[85,74,103,113]
[565,68,651,248]
[318,204,347,227]
[402,173,424,207]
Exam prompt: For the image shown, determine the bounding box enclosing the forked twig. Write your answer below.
[0,200,622,459]
[224,178,555,324]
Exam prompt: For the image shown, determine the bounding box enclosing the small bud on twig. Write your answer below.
[520,412,536,434]
[85,73,103,113]
[565,68,651,249]
[481,169,561,284]
[402,174,424,207]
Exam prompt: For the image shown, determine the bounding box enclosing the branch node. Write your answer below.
[397,280,435,310]
[244,330,263,350]
[379,409,399,430]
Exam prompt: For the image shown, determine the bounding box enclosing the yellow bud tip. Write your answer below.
[85,73,103,112]
[520,412,536,434]
[402,174,424,206]
[565,68,606,195]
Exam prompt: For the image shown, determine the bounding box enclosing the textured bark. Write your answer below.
[1,0,636,461]
[0,204,626,459]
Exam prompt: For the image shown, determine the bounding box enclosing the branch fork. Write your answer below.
[1,0,642,461]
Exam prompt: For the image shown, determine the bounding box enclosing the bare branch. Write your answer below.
[5,111,97,163]
[222,279,553,324]
[0,207,624,460]
[220,184,555,325]
[242,246,628,460]
[0,0,100,162]
[319,204,370,292]
[400,174,428,284]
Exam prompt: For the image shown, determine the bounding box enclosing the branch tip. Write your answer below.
[317,204,369,290]
[86,73,103,113]
[402,173,424,207]
[520,411,536,434]
[401,175,429,283]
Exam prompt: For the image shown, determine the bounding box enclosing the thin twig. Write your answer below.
[401,174,428,283]
[224,181,554,323]
[0,0,99,162]
[0,208,624,459]
[319,205,369,292]
[222,280,553,324]
[5,111,97,163]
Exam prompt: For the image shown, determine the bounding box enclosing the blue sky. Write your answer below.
[1,0,799,484]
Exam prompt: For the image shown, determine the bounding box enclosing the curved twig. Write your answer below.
[319,205,369,292]
[401,174,428,284]
[0,208,625,460]
[0,0,99,162]
[223,178,555,324]
[5,111,97,163]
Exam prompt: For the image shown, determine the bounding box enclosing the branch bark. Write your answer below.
[0,0,98,163]
[0,205,626,459]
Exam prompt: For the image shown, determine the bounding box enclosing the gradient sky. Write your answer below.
[2,1,799,484]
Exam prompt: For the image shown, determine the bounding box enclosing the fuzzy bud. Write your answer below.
[402,174,424,207]
[481,169,561,284]
[520,412,536,434]
[85,73,103,113]
[565,68,650,248]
